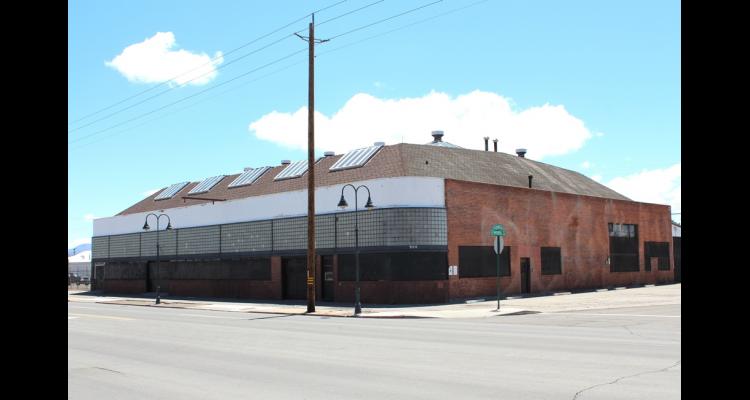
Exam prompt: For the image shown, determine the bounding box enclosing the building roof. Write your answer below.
[68,250,91,263]
[118,142,630,216]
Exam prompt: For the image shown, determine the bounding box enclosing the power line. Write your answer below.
[319,0,490,57]
[69,56,308,151]
[68,0,349,127]
[328,0,443,40]
[69,0,452,148]
[294,0,386,35]
[68,33,296,134]
[68,48,307,145]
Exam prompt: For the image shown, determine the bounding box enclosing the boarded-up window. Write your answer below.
[609,223,639,272]
[458,246,511,278]
[644,241,670,271]
[541,247,562,275]
[337,252,447,281]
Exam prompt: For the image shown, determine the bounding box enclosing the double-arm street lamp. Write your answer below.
[337,184,374,315]
[142,213,172,304]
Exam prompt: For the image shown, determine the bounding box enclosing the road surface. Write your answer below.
[68,302,680,399]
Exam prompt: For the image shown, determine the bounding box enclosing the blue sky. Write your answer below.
[68,0,681,248]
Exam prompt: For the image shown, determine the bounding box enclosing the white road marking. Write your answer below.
[68,313,134,321]
[550,312,680,318]
[175,313,248,319]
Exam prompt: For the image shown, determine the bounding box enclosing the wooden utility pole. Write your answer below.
[297,14,328,313]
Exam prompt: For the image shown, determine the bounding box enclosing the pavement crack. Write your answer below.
[571,360,681,400]
[93,367,124,374]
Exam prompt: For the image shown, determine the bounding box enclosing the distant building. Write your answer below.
[68,250,91,279]
[91,132,675,303]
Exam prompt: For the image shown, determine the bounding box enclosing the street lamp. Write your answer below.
[142,213,172,304]
[337,184,374,316]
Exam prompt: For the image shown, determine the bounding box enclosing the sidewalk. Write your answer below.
[68,283,680,319]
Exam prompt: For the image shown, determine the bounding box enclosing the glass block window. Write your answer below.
[108,233,141,258]
[141,230,177,257]
[221,220,273,253]
[272,217,307,251]
[178,226,220,255]
[92,236,109,259]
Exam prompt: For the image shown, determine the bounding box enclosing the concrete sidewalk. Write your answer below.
[68,283,680,318]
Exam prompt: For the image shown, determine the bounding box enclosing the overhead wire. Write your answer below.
[68,0,349,128]
[68,48,307,145]
[69,56,308,151]
[319,0,490,56]
[69,0,474,148]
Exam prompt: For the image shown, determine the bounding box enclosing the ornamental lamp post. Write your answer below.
[142,213,172,304]
[338,184,374,316]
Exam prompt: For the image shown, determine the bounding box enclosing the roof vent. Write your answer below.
[324,151,335,157]
[493,138,498,152]
[374,142,385,147]
[516,148,527,158]
[281,160,291,165]
[431,130,444,142]
[483,137,489,151]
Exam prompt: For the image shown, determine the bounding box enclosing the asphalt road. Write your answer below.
[68,303,680,400]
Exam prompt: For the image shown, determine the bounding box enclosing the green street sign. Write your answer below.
[491,224,505,237]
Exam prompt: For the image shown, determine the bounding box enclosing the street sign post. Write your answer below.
[490,224,506,311]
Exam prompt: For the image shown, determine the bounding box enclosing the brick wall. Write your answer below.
[445,179,673,299]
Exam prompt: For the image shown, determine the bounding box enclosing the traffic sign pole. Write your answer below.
[496,236,500,311]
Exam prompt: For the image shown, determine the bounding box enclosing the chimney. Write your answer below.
[493,139,498,152]
[431,130,444,142]
[324,151,335,157]
[281,160,291,165]
[483,137,489,151]
[516,148,527,158]
[528,175,533,188]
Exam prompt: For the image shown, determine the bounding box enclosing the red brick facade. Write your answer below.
[445,179,673,298]
[98,178,673,304]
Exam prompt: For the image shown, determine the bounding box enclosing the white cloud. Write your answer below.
[248,90,593,160]
[83,213,97,221]
[106,32,223,86]
[595,132,605,137]
[606,163,681,213]
[68,238,91,249]
[581,161,591,169]
[143,189,160,197]
[591,174,603,182]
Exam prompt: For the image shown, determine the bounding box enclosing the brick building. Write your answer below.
[91,132,674,304]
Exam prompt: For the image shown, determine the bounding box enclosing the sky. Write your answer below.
[68,0,681,249]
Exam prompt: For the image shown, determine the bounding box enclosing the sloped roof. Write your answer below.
[118,143,629,215]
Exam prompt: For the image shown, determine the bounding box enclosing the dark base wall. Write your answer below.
[335,280,449,304]
[97,253,450,304]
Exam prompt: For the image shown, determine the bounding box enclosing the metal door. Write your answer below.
[520,258,531,294]
[282,257,307,300]
[321,255,334,301]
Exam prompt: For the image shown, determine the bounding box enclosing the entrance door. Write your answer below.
[520,258,531,294]
[282,257,307,300]
[321,255,334,301]
[146,262,153,292]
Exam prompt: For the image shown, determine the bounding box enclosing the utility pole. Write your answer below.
[296,14,328,313]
